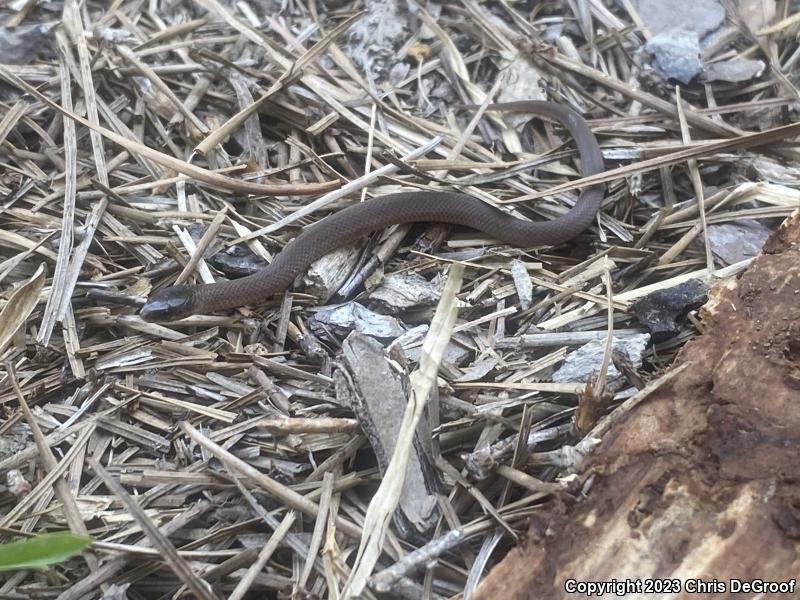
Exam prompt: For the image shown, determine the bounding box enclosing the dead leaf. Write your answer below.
[0,263,46,356]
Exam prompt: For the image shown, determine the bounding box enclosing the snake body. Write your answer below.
[140,101,604,321]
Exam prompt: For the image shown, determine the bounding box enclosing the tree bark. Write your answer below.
[475,210,800,600]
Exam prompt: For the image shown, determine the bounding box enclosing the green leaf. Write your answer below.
[0,532,93,571]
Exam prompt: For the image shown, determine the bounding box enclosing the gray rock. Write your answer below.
[310,302,405,339]
[552,334,650,384]
[634,0,725,37]
[708,220,771,266]
[631,279,708,338]
[704,58,765,82]
[645,29,702,84]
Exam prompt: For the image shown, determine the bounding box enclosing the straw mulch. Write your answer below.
[0,1,798,598]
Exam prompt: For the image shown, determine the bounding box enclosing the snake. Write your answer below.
[139,101,605,321]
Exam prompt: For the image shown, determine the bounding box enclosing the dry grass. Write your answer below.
[0,1,798,598]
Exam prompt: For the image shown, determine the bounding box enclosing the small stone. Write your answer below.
[552,334,651,384]
[634,0,725,37]
[704,58,765,83]
[645,29,702,84]
[310,302,405,339]
[632,279,708,338]
[708,220,770,266]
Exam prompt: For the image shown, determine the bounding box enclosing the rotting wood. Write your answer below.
[474,210,800,600]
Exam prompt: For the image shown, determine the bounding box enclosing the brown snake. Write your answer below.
[140,101,605,321]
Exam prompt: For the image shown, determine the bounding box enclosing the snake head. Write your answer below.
[140,285,196,321]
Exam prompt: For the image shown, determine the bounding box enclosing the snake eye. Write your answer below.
[140,285,195,321]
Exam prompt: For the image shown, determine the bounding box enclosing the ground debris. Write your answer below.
[475,211,800,599]
[0,0,798,597]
